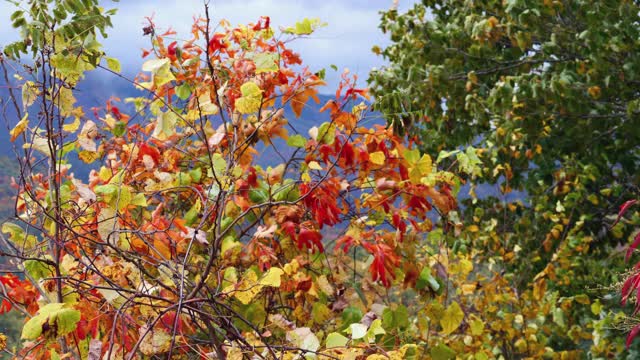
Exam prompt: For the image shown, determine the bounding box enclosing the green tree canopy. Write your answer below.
[370,0,640,271]
[370,0,640,355]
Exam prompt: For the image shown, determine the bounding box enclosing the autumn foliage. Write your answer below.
[0,4,458,359]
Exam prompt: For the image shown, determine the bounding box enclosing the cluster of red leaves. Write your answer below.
[615,199,640,348]
[0,274,39,314]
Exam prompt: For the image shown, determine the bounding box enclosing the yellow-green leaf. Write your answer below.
[106,57,121,73]
[153,111,178,140]
[440,301,464,335]
[22,81,38,110]
[469,315,484,336]
[326,332,349,348]
[21,303,80,340]
[253,52,279,74]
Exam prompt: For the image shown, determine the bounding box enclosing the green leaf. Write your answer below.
[112,121,126,137]
[175,83,191,100]
[416,267,440,292]
[365,319,386,342]
[431,344,456,360]
[283,18,326,35]
[403,148,421,164]
[248,188,268,204]
[456,146,482,177]
[286,134,307,148]
[317,122,335,145]
[106,57,121,73]
[436,149,461,164]
[325,332,349,348]
[21,303,81,340]
[341,306,363,329]
[24,259,54,281]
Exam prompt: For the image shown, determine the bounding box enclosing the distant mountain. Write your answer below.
[0,71,370,180]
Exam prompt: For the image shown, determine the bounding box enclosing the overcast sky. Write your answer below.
[1,0,412,92]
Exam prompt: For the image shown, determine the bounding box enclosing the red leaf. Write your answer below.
[138,143,161,165]
[622,274,640,305]
[335,235,354,253]
[627,324,640,348]
[0,299,12,314]
[75,318,88,340]
[362,241,400,287]
[208,33,227,54]
[297,228,323,252]
[626,232,640,262]
[614,199,638,227]
[167,41,178,58]
[252,16,270,31]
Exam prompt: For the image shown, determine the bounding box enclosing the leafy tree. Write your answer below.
[369,0,640,356]
[0,1,458,358]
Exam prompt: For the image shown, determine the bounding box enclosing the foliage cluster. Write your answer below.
[0,0,456,358]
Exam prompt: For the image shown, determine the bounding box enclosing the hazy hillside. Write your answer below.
[0,70,344,180]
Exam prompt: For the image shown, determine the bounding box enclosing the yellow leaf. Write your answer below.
[142,58,175,86]
[196,92,219,115]
[316,275,334,296]
[234,270,262,305]
[440,301,464,335]
[469,315,484,336]
[308,161,322,170]
[259,267,283,287]
[63,116,80,133]
[235,81,263,114]
[283,259,300,276]
[533,279,546,301]
[409,154,433,183]
[301,171,311,183]
[78,150,100,163]
[458,258,473,277]
[55,86,76,117]
[369,151,385,165]
[10,114,28,142]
